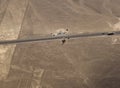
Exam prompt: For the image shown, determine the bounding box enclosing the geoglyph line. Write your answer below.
[0,0,29,80]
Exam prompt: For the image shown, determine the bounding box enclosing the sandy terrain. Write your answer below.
[0,0,120,88]
[0,0,28,80]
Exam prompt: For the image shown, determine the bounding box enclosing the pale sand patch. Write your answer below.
[0,0,28,80]
[107,18,120,44]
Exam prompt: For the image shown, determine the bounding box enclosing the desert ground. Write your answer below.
[0,0,120,88]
